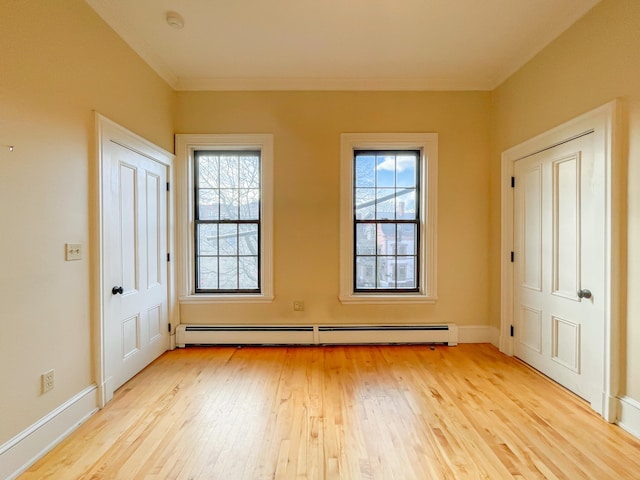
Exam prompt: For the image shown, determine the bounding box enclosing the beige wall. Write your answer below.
[175,91,491,327]
[0,0,174,443]
[490,0,640,400]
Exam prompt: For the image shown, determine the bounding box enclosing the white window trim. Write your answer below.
[175,134,274,303]
[339,133,438,304]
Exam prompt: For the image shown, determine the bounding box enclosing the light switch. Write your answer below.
[66,243,82,261]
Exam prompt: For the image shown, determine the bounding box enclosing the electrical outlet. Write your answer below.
[65,243,82,261]
[42,370,54,393]
[293,300,305,311]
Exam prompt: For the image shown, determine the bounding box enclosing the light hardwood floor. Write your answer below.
[20,344,640,479]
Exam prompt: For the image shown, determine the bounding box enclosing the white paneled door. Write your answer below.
[514,133,605,406]
[103,139,170,397]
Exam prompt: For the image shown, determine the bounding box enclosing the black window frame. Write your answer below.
[194,150,262,294]
[353,149,421,293]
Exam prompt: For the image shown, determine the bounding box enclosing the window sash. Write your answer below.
[352,150,421,293]
[194,150,261,294]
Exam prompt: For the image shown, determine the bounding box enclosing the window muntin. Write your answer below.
[353,150,420,292]
[194,150,261,293]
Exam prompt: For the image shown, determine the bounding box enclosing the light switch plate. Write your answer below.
[66,243,82,261]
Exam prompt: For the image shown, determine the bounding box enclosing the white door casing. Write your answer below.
[95,114,176,406]
[500,101,619,421]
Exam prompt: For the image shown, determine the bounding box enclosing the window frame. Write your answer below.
[193,150,262,294]
[176,134,274,303]
[339,133,438,304]
[353,149,421,293]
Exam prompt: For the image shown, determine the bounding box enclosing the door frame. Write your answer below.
[93,113,177,407]
[499,101,621,421]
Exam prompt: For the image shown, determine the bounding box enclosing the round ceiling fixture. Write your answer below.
[166,11,184,29]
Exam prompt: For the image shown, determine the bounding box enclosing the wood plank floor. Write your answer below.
[20,344,640,479]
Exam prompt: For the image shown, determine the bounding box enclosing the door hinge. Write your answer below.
[168,323,171,333]
[166,182,170,192]
[510,325,514,337]
[511,176,515,188]
[167,253,170,262]
[510,251,514,262]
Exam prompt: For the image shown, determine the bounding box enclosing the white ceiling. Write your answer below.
[86,0,600,91]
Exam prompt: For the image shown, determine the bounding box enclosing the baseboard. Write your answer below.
[618,396,640,439]
[0,385,99,480]
[457,325,500,346]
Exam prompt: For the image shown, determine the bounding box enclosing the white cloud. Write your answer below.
[376,155,415,172]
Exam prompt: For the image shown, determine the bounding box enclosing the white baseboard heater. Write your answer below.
[176,324,458,348]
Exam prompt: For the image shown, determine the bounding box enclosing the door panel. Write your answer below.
[120,164,138,293]
[521,165,542,291]
[552,315,580,372]
[552,154,580,299]
[514,133,603,403]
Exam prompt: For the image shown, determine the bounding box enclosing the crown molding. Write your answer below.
[175,76,494,92]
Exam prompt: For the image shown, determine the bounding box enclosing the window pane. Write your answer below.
[239,224,258,255]
[377,256,395,288]
[219,155,239,188]
[198,155,219,189]
[197,224,218,255]
[355,154,375,187]
[396,257,417,289]
[377,224,396,254]
[219,257,238,289]
[240,155,260,188]
[356,224,375,255]
[239,188,260,220]
[218,224,238,255]
[396,188,416,218]
[198,256,218,289]
[355,188,375,220]
[376,188,395,219]
[219,189,239,220]
[355,256,375,289]
[376,155,396,187]
[396,155,417,187]
[198,189,219,220]
[239,256,258,289]
[398,224,417,255]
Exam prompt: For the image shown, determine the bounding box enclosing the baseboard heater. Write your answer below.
[176,324,457,348]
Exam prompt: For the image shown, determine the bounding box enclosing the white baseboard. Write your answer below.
[0,385,99,480]
[457,325,500,346]
[618,396,640,439]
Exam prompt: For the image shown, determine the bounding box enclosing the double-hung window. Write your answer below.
[340,134,437,303]
[176,134,274,302]
[353,150,420,292]
[194,150,261,293]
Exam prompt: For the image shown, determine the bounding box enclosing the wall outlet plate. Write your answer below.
[42,370,54,393]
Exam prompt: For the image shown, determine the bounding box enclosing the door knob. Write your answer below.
[112,286,124,295]
[577,289,592,299]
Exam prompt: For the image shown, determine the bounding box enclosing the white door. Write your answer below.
[103,139,170,396]
[513,132,605,408]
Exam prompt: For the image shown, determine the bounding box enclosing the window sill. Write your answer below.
[180,294,275,304]
[338,294,437,305]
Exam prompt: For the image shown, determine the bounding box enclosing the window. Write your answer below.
[354,150,420,292]
[340,134,437,304]
[194,151,261,293]
[176,134,273,302]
